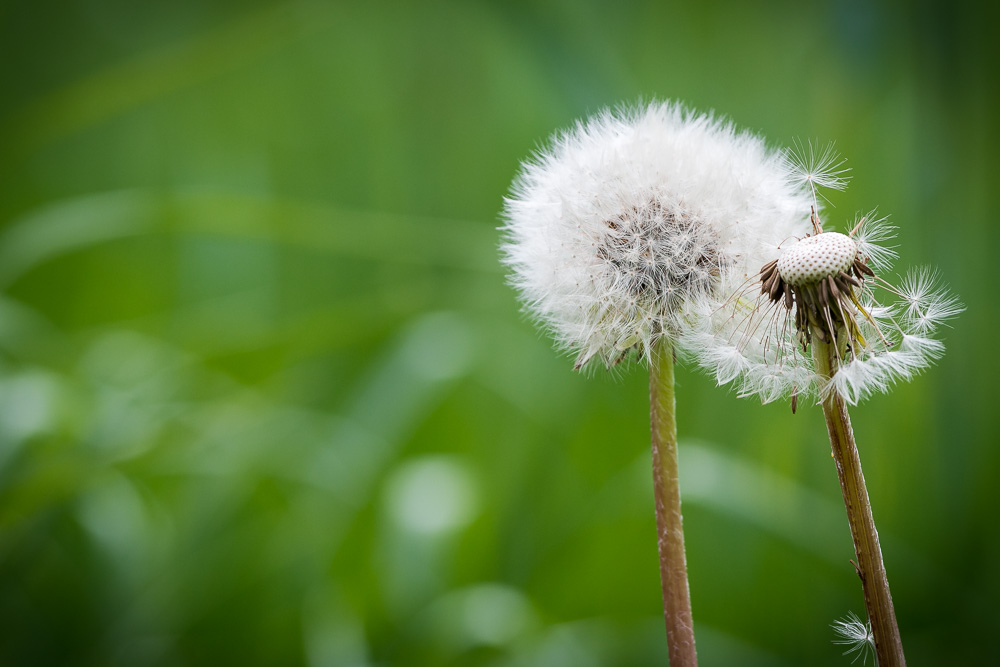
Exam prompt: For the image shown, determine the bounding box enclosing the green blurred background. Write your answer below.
[0,0,995,665]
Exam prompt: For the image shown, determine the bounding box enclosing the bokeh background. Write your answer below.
[0,0,995,665]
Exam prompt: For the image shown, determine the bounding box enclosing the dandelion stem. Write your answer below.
[812,335,906,667]
[649,338,697,666]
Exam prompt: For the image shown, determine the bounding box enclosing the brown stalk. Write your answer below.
[812,334,907,667]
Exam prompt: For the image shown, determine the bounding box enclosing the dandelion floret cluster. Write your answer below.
[501,102,812,370]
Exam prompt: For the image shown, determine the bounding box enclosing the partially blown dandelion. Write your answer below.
[501,101,816,667]
[692,153,962,406]
[693,147,962,667]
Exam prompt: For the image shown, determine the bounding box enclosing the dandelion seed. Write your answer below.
[785,140,851,200]
[851,210,898,272]
[832,611,875,665]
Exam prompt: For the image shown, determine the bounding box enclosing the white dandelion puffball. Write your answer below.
[501,101,813,370]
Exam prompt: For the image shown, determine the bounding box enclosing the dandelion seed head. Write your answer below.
[501,101,812,370]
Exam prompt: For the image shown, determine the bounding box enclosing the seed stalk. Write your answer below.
[813,334,906,667]
[649,338,697,666]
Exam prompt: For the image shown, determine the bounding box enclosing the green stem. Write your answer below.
[812,336,906,667]
[649,338,697,666]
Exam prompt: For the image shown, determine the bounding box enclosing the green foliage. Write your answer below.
[0,0,995,664]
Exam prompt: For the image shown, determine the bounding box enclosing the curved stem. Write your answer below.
[812,336,906,667]
[649,339,697,666]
